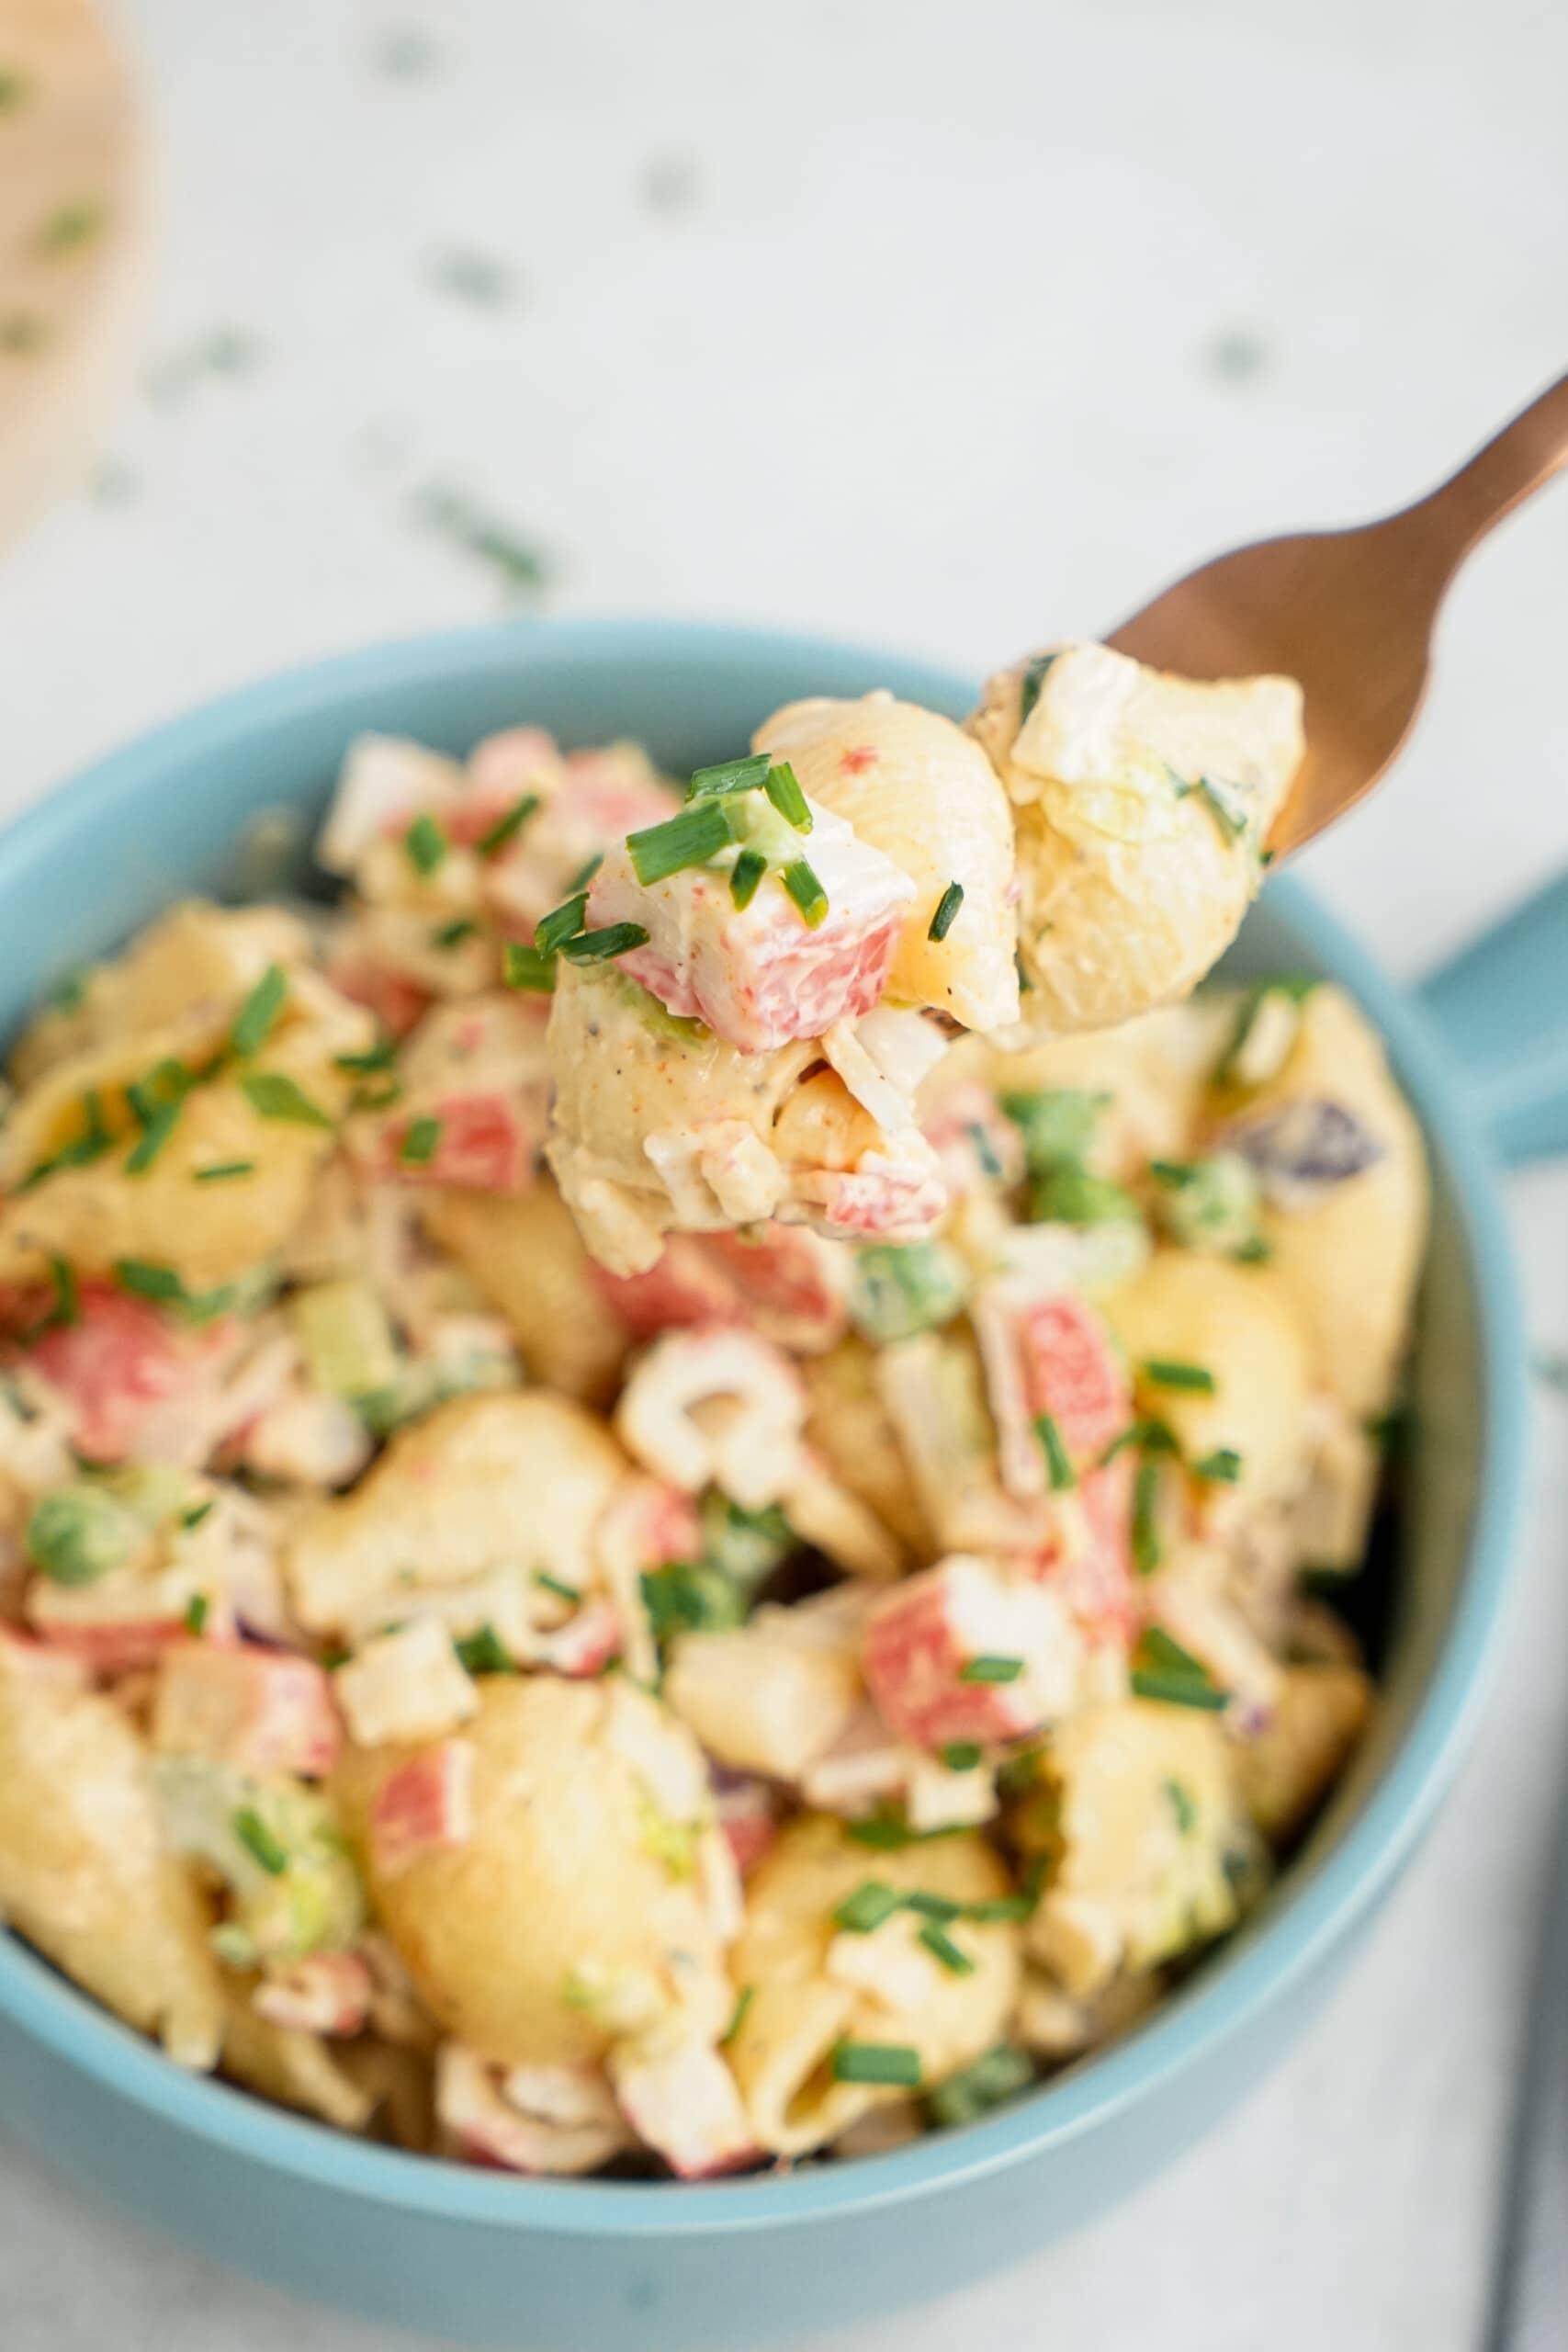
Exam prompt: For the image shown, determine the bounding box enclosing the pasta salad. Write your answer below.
[0,662,1427,2182]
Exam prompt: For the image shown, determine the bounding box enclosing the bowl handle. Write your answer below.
[1419,872,1568,1163]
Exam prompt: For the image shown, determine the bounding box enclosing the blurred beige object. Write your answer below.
[0,0,149,542]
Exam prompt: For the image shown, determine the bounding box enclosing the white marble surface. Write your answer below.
[1,3,1566,2346]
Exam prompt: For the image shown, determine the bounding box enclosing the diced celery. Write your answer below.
[154,1756,365,1965]
[26,1485,143,1586]
[849,1240,969,1345]
[697,1492,794,1591]
[1148,1152,1265,1258]
[291,1279,401,1402]
[999,1089,1107,1168]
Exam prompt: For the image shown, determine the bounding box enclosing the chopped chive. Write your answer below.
[923,2042,1034,2128]
[430,917,479,950]
[1132,1667,1228,1712]
[832,2041,922,2088]
[940,1741,982,1772]
[558,922,649,963]
[21,1090,112,1189]
[720,1983,755,2046]
[901,1891,962,1922]
[1133,1455,1163,1574]
[239,1071,335,1129]
[1139,1626,1206,1679]
[502,942,556,992]
[763,760,811,831]
[1164,1777,1197,1834]
[570,853,604,892]
[350,1079,403,1113]
[833,1881,905,1934]
[627,798,737,886]
[1260,848,1278,868]
[1148,1159,1196,1189]
[536,891,589,956]
[193,1160,255,1183]
[229,964,288,1057]
[1100,1417,1179,1465]
[399,1115,443,1167]
[963,1892,1035,1924]
[1234,1236,1274,1264]
[845,1807,960,1851]
[917,1920,976,1976]
[533,1569,581,1603]
[125,1097,182,1174]
[42,1255,78,1332]
[114,1258,186,1304]
[928,881,964,943]
[1140,1358,1216,1395]
[454,1623,513,1676]
[1192,1447,1242,1484]
[183,1592,209,1634]
[1018,650,1058,727]
[333,1038,398,1076]
[1034,1412,1077,1492]
[1195,775,1250,839]
[404,811,448,875]
[728,848,767,910]
[476,793,540,856]
[687,752,772,801]
[232,1807,289,1875]
[958,1656,1023,1685]
[781,859,828,929]
[181,1499,215,1531]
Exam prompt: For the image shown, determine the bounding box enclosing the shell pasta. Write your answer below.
[0,707,1423,2182]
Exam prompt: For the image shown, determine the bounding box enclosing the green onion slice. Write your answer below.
[229,965,288,1057]
[403,811,449,875]
[1133,1454,1163,1574]
[917,1920,976,1976]
[958,1656,1023,1685]
[833,1881,905,1935]
[1140,1358,1216,1394]
[763,760,811,831]
[502,942,556,992]
[627,798,737,886]
[728,848,767,910]
[399,1115,443,1167]
[781,859,828,929]
[830,2041,922,2088]
[476,793,540,857]
[536,891,590,956]
[1035,1412,1077,1492]
[687,753,772,801]
[928,880,964,942]
[558,923,649,964]
[239,1071,335,1129]
[232,1806,289,1876]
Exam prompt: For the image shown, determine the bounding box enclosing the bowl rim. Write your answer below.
[0,615,1529,2238]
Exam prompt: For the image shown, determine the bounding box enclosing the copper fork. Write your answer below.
[1107,369,1568,855]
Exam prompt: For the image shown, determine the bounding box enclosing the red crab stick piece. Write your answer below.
[609,2035,759,2180]
[370,1738,476,1874]
[863,1555,1081,1749]
[21,1286,236,1465]
[254,1951,373,2037]
[974,1286,1132,1500]
[152,1645,342,1779]
[378,1092,538,1193]
[586,796,915,1053]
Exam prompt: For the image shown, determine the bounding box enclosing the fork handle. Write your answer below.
[1400,368,1568,569]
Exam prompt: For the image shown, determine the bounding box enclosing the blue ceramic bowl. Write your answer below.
[0,621,1554,2351]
